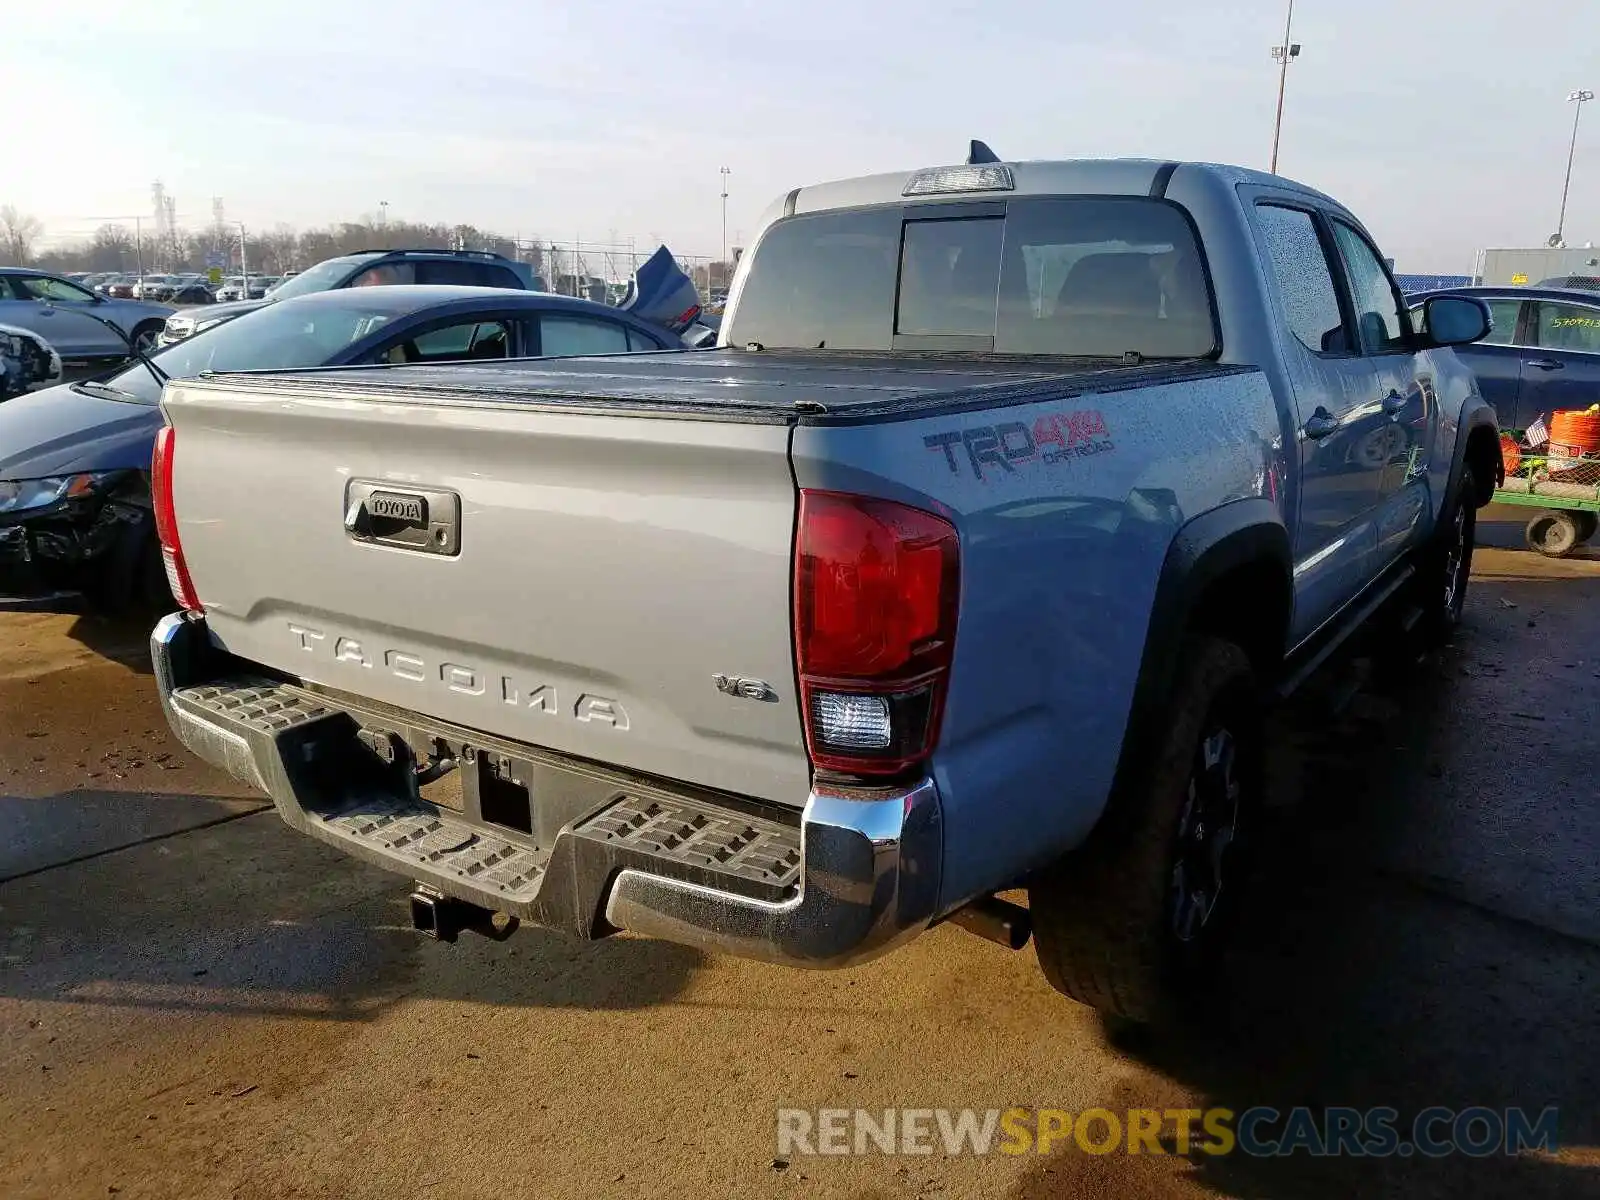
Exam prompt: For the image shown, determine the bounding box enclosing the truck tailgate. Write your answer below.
[159,378,809,806]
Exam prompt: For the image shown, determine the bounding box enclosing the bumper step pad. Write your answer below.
[323,795,549,899]
[166,673,801,916]
[573,795,801,893]
[172,679,336,736]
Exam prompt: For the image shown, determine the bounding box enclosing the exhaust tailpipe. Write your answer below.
[409,887,520,943]
[946,895,1032,950]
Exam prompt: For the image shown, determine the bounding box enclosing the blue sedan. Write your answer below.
[1408,285,1600,432]
[0,286,691,608]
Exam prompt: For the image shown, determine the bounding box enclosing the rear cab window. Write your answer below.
[726,197,1218,359]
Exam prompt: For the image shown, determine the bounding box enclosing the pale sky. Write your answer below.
[9,0,1598,270]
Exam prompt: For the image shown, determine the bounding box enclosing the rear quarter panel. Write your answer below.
[792,370,1288,910]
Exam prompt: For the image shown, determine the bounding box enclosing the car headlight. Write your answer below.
[0,473,116,514]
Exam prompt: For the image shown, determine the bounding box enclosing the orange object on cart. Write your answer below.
[1499,433,1522,477]
[1546,410,1600,484]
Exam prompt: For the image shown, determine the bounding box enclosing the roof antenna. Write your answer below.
[967,140,1000,165]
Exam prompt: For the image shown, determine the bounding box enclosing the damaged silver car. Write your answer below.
[0,323,63,401]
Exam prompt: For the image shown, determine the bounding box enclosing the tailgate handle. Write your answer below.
[344,481,461,556]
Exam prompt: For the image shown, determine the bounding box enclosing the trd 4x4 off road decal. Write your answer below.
[923,409,1115,481]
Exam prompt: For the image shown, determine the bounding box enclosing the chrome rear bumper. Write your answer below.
[152,612,942,968]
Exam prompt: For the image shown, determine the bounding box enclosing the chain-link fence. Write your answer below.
[522,240,729,304]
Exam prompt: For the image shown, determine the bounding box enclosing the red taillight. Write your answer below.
[151,424,201,611]
[794,490,959,777]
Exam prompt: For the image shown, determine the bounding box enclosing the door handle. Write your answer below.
[1382,388,1408,415]
[1526,358,1564,371]
[35,307,54,317]
[1302,409,1340,440]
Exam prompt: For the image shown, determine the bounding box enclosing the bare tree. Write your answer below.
[87,224,136,272]
[0,205,43,265]
[257,224,299,274]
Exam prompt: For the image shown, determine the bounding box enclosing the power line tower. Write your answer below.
[152,180,170,269]
[164,193,178,267]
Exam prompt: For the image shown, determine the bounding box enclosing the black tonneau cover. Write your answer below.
[196,350,1253,426]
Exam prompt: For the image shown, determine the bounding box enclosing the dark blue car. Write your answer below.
[1408,285,1600,432]
[0,284,693,608]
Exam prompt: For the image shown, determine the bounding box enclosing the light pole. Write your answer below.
[1556,89,1594,246]
[719,166,731,286]
[1269,0,1301,174]
[379,200,389,234]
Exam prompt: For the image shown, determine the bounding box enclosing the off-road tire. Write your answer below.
[1416,465,1477,641]
[1030,636,1259,1024]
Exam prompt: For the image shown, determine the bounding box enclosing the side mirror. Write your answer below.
[1422,295,1491,347]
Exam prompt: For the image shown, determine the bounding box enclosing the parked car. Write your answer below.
[103,278,139,299]
[1410,285,1600,432]
[0,268,172,359]
[159,248,538,345]
[0,284,693,608]
[147,154,1500,1024]
[132,275,178,302]
[0,323,62,400]
[167,281,217,305]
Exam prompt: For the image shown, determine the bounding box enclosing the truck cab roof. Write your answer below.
[777,157,1342,219]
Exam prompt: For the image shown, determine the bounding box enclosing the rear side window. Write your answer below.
[626,327,664,351]
[727,198,1214,358]
[415,261,516,287]
[1534,301,1600,353]
[349,262,417,287]
[1255,205,1349,355]
[540,314,630,357]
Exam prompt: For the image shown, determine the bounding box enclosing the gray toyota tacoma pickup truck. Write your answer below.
[149,153,1502,1021]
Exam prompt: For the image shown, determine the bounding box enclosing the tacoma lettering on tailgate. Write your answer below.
[286,623,630,729]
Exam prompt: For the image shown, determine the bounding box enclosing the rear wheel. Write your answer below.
[1030,636,1259,1024]
[1525,510,1581,559]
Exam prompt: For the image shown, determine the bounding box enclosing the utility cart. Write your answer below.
[1494,438,1600,558]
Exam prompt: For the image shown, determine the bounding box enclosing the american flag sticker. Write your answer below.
[1525,415,1550,448]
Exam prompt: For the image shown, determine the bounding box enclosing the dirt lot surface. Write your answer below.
[2,515,1596,1199]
